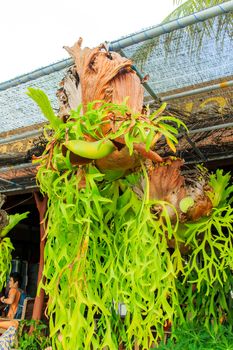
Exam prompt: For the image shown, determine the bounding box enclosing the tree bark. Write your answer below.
[30,193,47,324]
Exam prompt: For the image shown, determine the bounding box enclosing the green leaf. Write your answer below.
[207,169,233,207]
[145,129,155,151]
[27,88,62,130]
[0,212,29,237]
[179,197,195,213]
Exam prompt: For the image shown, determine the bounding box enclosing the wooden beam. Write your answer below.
[30,193,47,326]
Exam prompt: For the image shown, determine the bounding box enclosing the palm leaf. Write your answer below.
[130,0,232,69]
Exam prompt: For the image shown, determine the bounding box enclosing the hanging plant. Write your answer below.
[27,41,233,349]
[174,169,233,332]
[28,86,186,348]
[0,194,29,290]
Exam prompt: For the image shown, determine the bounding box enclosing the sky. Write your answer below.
[0,0,177,83]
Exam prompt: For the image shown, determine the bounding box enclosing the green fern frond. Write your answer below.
[27,88,62,130]
[207,169,233,208]
[0,212,29,238]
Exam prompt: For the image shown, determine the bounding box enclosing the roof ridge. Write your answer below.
[0,58,73,92]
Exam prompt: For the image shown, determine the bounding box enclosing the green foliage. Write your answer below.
[28,90,185,158]
[157,323,233,350]
[0,237,14,291]
[0,212,29,238]
[27,88,62,131]
[31,92,233,349]
[207,169,233,208]
[37,154,233,348]
[16,320,51,350]
[0,212,29,290]
[70,100,184,154]
[173,169,233,332]
[38,163,183,349]
[183,206,233,289]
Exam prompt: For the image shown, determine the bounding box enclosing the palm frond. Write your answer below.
[130,0,232,70]
[170,0,230,20]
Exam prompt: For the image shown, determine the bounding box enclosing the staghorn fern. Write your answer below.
[30,89,233,348]
[174,169,233,331]
[38,163,184,349]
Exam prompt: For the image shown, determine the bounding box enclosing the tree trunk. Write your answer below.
[30,193,47,324]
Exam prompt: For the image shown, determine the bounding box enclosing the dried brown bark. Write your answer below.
[148,158,212,222]
[57,39,165,169]
[0,194,6,209]
[0,195,9,231]
[0,210,9,231]
[63,38,144,113]
[57,66,82,120]
[149,159,186,201]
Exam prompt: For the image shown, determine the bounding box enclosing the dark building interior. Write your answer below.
[2,193,40,297]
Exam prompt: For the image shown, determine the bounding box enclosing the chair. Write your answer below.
[18,297,35,321]
[0,297,35,334]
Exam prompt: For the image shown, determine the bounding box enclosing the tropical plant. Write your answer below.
[0,194,29,290]
[157,323,233,350]
[16,319,51,350]
[29,91,185,349]
[164,170,233,334]
[27,41,233,349]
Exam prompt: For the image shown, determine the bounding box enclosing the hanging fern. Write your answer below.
[174,168,233,332]
[30,88,233,349]
[38,164,185,349]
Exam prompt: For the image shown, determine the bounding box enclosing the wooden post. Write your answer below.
[30,192,48,322]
